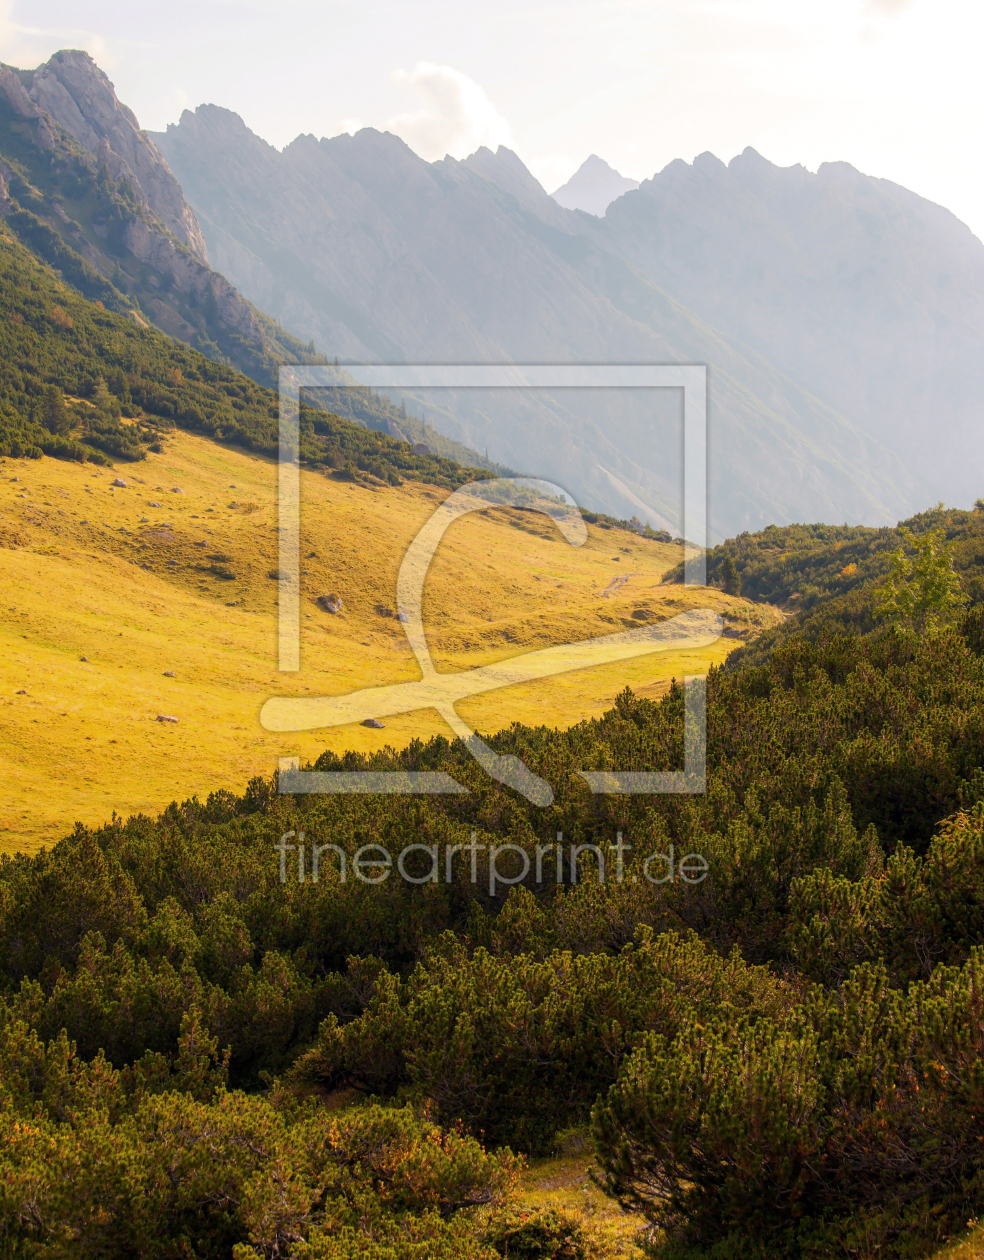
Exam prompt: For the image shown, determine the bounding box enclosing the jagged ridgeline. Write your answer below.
[0,230,494,487]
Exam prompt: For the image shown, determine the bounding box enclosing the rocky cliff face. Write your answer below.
[0,52,327,388]
[152,108,928,535]
[0,64,55,139]
[26,50,208,263]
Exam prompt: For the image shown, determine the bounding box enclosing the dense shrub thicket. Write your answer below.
[4,598,984,1255]
[668,503,984,610]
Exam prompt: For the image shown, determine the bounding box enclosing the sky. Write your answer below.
[5,0,984,239]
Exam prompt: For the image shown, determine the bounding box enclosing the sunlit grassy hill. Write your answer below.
[0,219,779,852]
[0,426,777,851]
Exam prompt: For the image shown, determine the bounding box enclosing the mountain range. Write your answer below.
[150,103,983,535]
[3,49,982,537]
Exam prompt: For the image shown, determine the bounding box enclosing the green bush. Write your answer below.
[592,950,984,1259]
[0,1013,518,1260]
[486,1208,589,1259]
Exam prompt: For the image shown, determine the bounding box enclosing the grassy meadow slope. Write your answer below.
[0,221,778,850]
[0,426,775,852]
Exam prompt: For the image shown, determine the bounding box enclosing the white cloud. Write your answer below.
[332,117,364,136]
[386,62,513,161]
[0,1,113,72]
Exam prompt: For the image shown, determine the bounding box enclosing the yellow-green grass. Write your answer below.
[931,1225,984,1260]
[508,1165,984,1260]
[0,430,779,853]
[507,1147,648,1257]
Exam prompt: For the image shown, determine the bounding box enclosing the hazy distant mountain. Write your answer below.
[153,111,928,536]
[587,148,984,511]
[8,51,979,536]
[551,155,640,216]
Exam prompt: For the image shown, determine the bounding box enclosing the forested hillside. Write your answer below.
[670,502,984,668]
[0,228,490,489]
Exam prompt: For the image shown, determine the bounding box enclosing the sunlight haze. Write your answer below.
[6,0,984,237]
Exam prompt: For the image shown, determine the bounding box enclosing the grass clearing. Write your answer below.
[507,1147,649,1257]
[0,431,779,852]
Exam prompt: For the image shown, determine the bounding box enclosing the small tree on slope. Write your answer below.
[875,525,966,635]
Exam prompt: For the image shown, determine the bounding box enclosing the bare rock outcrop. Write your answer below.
[0,50,271,362]
[0,159,14,216]
[123,216,261,340]
[0,65,41,120]
[385,417,410,443]
[27,51,208,263]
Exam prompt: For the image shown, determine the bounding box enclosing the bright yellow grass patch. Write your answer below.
[508,1149,649,1257]
[0,431,779,853]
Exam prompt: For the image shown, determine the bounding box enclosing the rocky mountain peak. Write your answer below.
[170,103,265,147]
[551,154,640,216]
[26,50,208,263]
